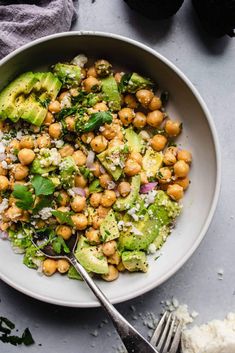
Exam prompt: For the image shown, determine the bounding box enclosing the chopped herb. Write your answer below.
[89,179,103,193]
[33,196,53,214]
[82,111,113,133]
[31,175,55,196]
[52,236,70,254]
[51,210,74,226]
[160,91,169,106]
[12,184,34,210]
[0,317,34,346]
[57,106,77,120]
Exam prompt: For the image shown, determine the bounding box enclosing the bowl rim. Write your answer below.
[0,31,221,308]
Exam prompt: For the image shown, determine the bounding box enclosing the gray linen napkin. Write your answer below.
[0,0,77,59]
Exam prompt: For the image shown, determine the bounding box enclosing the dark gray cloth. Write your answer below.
[0,0,77,59]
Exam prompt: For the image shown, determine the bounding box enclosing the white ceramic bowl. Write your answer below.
[0,32,221,307]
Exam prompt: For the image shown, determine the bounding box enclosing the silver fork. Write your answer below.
[150,311,182,353]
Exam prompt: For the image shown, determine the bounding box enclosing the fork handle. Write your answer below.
[68,254,158,353]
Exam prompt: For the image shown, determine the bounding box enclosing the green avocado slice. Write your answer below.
[20,93,47,126]
[101,76,122,111]
[114,174,141,211]
[100,210,119,242]
[75,246,109,274]
[122,251,148,273]
[0,72,38,122]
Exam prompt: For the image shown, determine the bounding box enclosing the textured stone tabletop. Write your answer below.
[0,0,235,352]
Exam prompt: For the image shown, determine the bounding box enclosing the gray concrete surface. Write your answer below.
[0,0,235,352]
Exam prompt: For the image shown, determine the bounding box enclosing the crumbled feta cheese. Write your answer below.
[71,54,88,67]
[0,198,9,213]
[0,142,5,154]
[54,140,64,149]
[148,243,157,254]
[182,313,235,353]
[38,207,53,220]
[1,160,8,169]
[16,131,23,140]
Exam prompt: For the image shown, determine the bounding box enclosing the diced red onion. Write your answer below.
[107,181,116,190]
[0,230,8,239]
[0,153,6,161]
[140,182,158,194]
[72,187,86,197]
[99,165,106,174]
[86,150,95,169]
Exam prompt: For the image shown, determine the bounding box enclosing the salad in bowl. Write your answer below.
[0,54,192,282]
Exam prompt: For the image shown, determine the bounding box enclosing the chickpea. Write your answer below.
[101,124,116,140]
[58,91,70,102]
[75,175,87,188]
[87,66,97,78]
[118,108,135,126]
[118,181,131,197]
[59,144,74,157]
[83,76,100,92]
[85,228,100,244]
[70,88,79,97]
[108,138,124,149]
[57,259,70,274]
[102,240,117,257]
[5,205,22,220]
[81,132,95,144]
[71,195,86,212]
[93,102,108,111]
[18,148,35,166]
[12,164,29,180]
[151,134,167,152]
[6,139,20,154]
[90,135,108,153]
[163,147,178,166]
[97,205,110,218]
[64,116,75,131]
[146,110,164,128]
[0,165,7,176]
[43,259,57,276]
[72,150,87,166]
[84,187,90,198]
[129,152,142,166]
[140,171,148,185]
[117,261,126,272]
[102,265,119,282]
[124,94,138,109]
[108,252,121,265]
[0,176,9,191]
[36,134,51,148]
[99,173,112,189]
[100,190,116,207]
[149,96,162,111]
[114,72,122,83]
[57,190,70,206]
[92,215,102,229]
[71,213,88,230]
[167,184,184,201]
[165,119,181,137]
[49,123,62,139]
[56,225,72,240]
[136,89,154,107]
[133,112,147,129]
[177,149,192,164]
[157,167,172,184]
[48,100,61,113]
[43,111,54,126]
[19,136,34,149]
[174,160,189,178]
[92,161,102,177]
[124,159,141,176]
[175,177,190,190]
[90,192,102,208]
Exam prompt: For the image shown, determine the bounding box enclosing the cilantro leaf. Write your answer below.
[12,185,34,210]
[21,328,34,346]
[51,210,74,226]
[52,236,70,254]
[31,175,55,196]
[33,196,52,214]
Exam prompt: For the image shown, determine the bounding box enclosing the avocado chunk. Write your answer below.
[119,72,153,93]
[142,147,163,178]
[97,146,127,181]
[114,174,141,211]
[53,63,82,88]
[100,210,119,242]
[34,72,62,100]
[75,246,109,274]
[59,156,78,189]
[122,251,148,272]
[0,72,38,122]
[31,158,57,175]
[20,93,47,126]
[124,127,143,153]
[118,190,181,251]
[101,76,122,111]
